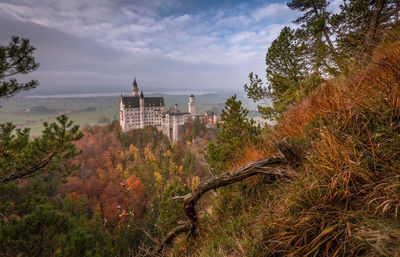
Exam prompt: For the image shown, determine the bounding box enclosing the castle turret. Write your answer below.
[140,91,144,128]
[132,77,139,96]
[120,94,124,129]
[188,94,196,118]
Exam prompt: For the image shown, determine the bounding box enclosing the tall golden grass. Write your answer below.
[171,27,400,257]
[257,27,400,257]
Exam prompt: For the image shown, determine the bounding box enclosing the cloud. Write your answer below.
[252,3,296,22]
[0,0,295,93]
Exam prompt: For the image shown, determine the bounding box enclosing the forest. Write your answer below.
[1,0,400,256]
[0,115,214,256]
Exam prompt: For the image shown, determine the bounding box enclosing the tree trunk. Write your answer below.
[365,0,386,50]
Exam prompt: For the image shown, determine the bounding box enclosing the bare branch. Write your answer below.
[148,138,302,256]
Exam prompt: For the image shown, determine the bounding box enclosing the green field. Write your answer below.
[0,94,229,136]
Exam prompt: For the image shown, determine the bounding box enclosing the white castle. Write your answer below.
[119,78,196,142]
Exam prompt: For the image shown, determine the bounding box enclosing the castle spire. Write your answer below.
[140,91,144,98]
[132,76,139,97]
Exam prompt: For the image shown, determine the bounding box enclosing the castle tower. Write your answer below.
[132,77,139,96]
[119,94,125,130]
[172,116,179,142]
[188,94,196,118]
[140,91,144,128]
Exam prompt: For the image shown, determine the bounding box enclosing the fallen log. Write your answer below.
[151,138,299,256]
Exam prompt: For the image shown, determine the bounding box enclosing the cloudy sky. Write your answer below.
[0,0,301,94]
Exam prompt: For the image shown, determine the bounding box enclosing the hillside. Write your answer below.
[162,28,400,256]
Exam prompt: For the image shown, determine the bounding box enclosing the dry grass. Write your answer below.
[170,27,400,256]
[257,27,400,256]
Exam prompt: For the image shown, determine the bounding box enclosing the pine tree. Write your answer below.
[63,194,75,215]
[0,204,71,257]
[0,37,83,185]
[245,27,309,119]
[91,211,104,232]
[206,95,261,172]
[287,0,341,73]
[157,184,188,237]
[0,36,39,100]
[75,195,89,219]
[182,150,195,175]
[332,0,400,59]
[61,213,114,257]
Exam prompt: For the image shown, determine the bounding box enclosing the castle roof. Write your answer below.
[121,96,164,108]
[133,77,138,88]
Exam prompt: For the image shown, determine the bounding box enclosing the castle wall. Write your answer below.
[120,105,164,131]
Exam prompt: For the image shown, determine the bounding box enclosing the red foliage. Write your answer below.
[69,192,82,202]
[59,124,145,228]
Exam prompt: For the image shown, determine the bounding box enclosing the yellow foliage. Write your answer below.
[190,176,200,191]
[116,163,123,173]
[144,143,156,162]
[177,165,183,176]
[154,171,163,184]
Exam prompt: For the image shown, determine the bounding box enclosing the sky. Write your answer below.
[0,0,302,94]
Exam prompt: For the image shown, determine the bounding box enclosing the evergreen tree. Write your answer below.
[206,95,261,172]
[332,0,400,59]
[91,211,104,231]
[91,211,114,255]
[0,115,83,184]
[182,150,195,175]
[63,194,75,215]
[114,219,149,257]
[75,195,89,219]
[287,0,341,73]
[0,36,39,100]
[245,27,309,119]
[0,36,83,185]
[0,204,71,257]
[58,211,114,257]
[157,184,188,237]
[245,1,400,123]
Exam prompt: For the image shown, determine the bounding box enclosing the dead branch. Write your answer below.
[150,138,300,256]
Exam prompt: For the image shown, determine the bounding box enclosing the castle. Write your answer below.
[119,78,195,142]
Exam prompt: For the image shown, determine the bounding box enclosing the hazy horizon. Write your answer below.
[0,0,314,94]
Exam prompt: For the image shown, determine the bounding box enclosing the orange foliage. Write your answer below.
[60,124,146,228]
[69,192,82,202]
[103,202,120,228]
[229,145,270,171]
